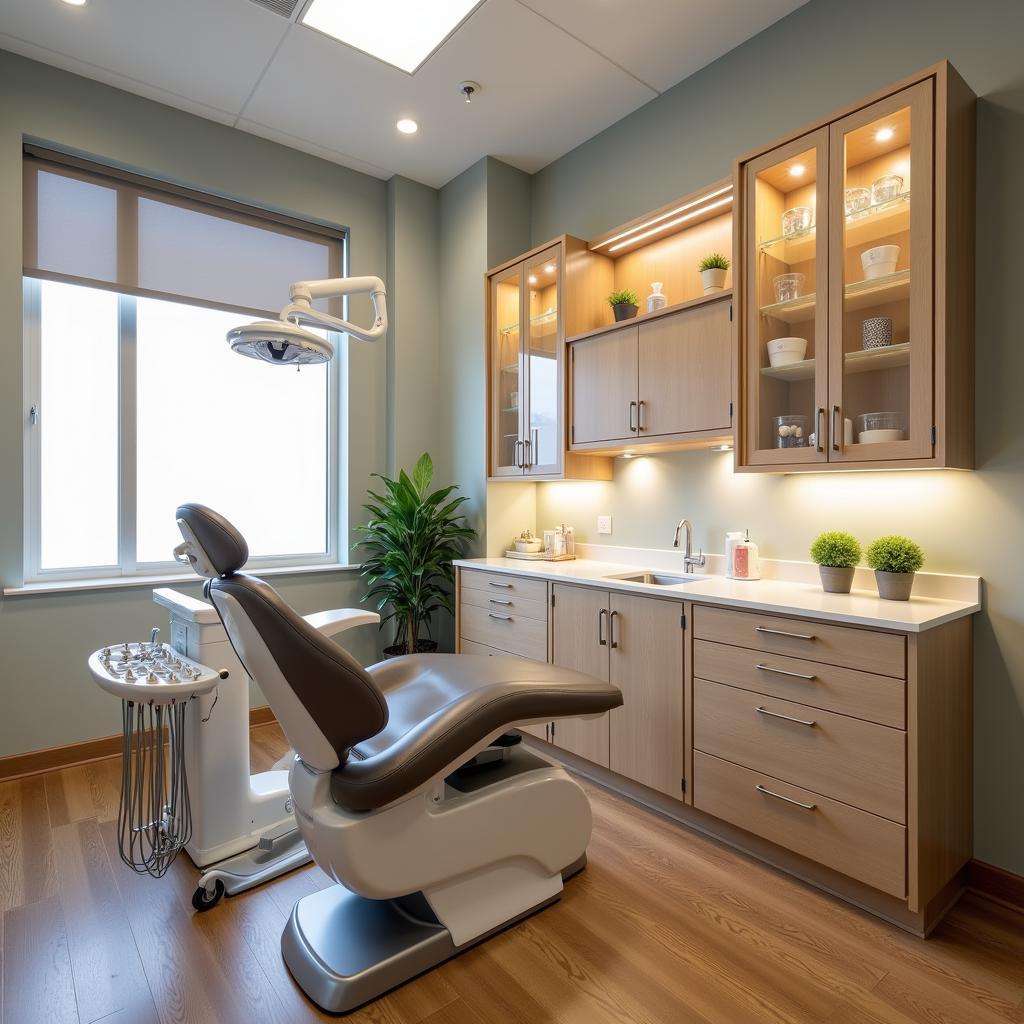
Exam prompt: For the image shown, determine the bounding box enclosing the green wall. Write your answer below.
[528,0,1024,874]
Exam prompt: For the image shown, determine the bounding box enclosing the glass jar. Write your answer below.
[772,414,809,449]
[772,272,806,303]
[844,187,871,219]
[782,206,813,236]
[871,174,904,205]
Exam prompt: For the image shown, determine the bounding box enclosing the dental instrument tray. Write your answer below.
[88,641,221,703]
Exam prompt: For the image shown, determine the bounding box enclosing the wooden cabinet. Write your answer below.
[486,236,614,481]
[736,62,975,471]
[569,294,733,454]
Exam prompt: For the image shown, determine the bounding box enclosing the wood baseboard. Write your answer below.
[968,859,1024,915]
[0,706,278,782]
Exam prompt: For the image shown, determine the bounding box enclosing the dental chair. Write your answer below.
[175,503,622,1014]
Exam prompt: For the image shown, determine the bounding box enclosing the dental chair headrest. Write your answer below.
[175,503,249,578]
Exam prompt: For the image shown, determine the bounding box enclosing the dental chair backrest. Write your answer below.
[175,503,388,773]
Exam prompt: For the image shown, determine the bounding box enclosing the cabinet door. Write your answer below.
[489,263,525,476]
[522,245,563,476]
[638,300,732,437]
[741,128,830,467]
[550,584,610,766]
[608,594,684,798]
[569,326,638,446]
[827,81,933,463]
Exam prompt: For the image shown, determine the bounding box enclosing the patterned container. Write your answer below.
[862,317,893,350]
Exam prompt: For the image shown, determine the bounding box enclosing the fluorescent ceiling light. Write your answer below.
[302,0,484,74]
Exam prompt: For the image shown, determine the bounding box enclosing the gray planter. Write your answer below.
[875,570,915,601]
[612,303,639,322]
[818,565,855,594]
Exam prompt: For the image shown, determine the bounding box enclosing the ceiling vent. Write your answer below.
[247,0,301,18]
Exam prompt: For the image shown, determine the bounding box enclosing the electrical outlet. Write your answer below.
[597,515,613,535]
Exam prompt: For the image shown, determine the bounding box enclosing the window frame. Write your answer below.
[22,277,342,583]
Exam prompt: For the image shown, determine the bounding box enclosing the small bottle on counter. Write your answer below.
[646,281,668,313]
[731,530,761,581]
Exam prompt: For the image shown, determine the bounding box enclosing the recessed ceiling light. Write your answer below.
[60,0,88,6]
[528,275,538,284]
[544,264,555,274]
[789,163,806,177]
[396,118,419,135]
[875,127,895,142]
[303,0,484,74]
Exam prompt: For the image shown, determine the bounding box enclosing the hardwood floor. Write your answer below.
[2,722,1022,1024]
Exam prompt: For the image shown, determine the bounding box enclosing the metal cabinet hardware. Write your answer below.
[598,607,608,646]
[754,625,815,641]
[489,598,513,606]
[756,784,817,810]
[513,439,523,468]
[531,427,539,465]
[523,437,533,467]
[755,663,817,681]
[637,401,646,432]
[832,405,841,452]
[756,705,816,727]
[629,401,638,432]
[488,613,512,621]
[609,610,620,649]
[488,581,513,589]
[816,408,825,453]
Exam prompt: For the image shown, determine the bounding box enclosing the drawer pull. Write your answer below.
[489,598,513,606]
[755,705,816,727]
[488,581,513,589]
[756,784,817,811]
[598,607,608,646]
[488,613,513,621]
[755,625,816,641]
[755,663,817,681]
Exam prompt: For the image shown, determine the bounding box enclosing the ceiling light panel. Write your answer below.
[301,0,484,73]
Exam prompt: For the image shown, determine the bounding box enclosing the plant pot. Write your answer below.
[818,565,855,594]
[612,302,638,322]
[701,267,727,294]
[874,570,915,601]
[383,638,439,659]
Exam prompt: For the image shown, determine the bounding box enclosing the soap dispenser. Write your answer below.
[731,530,761,581]
[646,281,668,313]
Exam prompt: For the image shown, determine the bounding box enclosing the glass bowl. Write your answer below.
[844,187,871,219]
[871,174,904,205]
[772,273,806,303]
[856,411,907,444]
[782,206,813,236]
[773,414,809,449]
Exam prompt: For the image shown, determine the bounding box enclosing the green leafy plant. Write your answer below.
[698,252,731,272]
[607,288,640,308]
[866,535,924,575]
[810,531,861,568]
[355,453,476,654]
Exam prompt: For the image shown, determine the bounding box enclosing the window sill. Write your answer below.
[3,562,362,598]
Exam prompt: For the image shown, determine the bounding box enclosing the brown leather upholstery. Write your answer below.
[332,654,621,811]
[176,503,249,577]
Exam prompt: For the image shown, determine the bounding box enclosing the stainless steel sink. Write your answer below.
[606,571,710,586]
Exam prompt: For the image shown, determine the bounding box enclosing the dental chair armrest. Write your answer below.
[303,608,380,638]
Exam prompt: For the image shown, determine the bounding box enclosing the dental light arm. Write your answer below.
[227,275,388,365]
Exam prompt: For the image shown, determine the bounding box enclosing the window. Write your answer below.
[22,152,346,581]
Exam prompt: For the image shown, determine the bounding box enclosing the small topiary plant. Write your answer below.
[607,288,640,308]
[810,531,861,568]
[698,252,731,272]
[866,535,924,575]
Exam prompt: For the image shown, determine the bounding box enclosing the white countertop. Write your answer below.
[454,557,981,632]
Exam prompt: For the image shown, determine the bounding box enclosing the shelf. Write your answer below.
[760,292,817,324]
[565,290,732,346]
[501,311,557,334]
[759,268,909,323]
[760,341,910,382]
[758,192,911,264]
[500,364,519,374]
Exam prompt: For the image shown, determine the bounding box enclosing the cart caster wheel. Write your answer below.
[192,879,225,912]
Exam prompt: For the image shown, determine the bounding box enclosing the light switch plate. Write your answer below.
[597,515,613,535]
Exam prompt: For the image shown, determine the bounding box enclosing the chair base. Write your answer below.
[282,858,585,1014]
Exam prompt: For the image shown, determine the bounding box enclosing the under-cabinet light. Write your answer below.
[597,184,733,251]
[709,442,735,452]
[875,127,895,142]
[606,195,734,253]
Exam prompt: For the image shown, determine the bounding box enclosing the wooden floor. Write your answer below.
[1,723,1022,1024]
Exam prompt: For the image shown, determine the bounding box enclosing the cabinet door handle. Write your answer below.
[609,609,620,649]
[754,625,816,641]
[816,408,825,453]
[488,581,513,589]
[523,437,533,468]
[755,663,817,681]
[629,401,638,432]
[488,612,513,621]
[756,784,817,810]
[531,427,539,465]
[756,705,816,727]
[832,405,841,452]
[598,607,608,646]
[637,400,646,432]
[513,439,523,468]
[489,598,513,606]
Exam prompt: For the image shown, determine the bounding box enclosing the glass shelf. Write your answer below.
[501,310,557,334]
[759,268,910,323]
[759,225,816,262]
[760,292,817,324]
[761,341,910,382]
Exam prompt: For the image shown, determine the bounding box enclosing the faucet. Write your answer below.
[672,518,706,573]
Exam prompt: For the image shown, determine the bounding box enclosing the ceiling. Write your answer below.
[0,0,809,188]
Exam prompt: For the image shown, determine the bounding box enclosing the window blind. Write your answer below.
[23,148,345,318]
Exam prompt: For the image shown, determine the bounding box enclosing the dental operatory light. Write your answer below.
[396,118,419,135]
[302,0,484,74]
[875,126,895,142]
[227,276,388,366]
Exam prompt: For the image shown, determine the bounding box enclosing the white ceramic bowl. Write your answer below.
[861,244,900,280]
[858,428,906,444]
[766,336,808,367]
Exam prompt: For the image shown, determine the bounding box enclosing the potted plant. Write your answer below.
[809,530,861,594]
[607,288,640,322]
[865,535,924,601]
[698,252,730,294]
[355,452,476,656]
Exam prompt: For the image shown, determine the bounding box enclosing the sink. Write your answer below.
[606,570,710,586]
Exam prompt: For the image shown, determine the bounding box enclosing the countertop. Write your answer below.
[454,557,981,632]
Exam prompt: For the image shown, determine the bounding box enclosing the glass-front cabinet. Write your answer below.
[737,64,974,471]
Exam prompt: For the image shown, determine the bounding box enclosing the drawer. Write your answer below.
[693,678,905,822]
[693,605,905,679]
[694,752,906,898]
[460,569,548,605]
[460,585,548,621]
[459,638,545,664]
[693,639,905,729]
[459,603,547,661]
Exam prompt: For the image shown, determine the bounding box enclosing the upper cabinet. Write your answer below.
[736,62,975,471]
